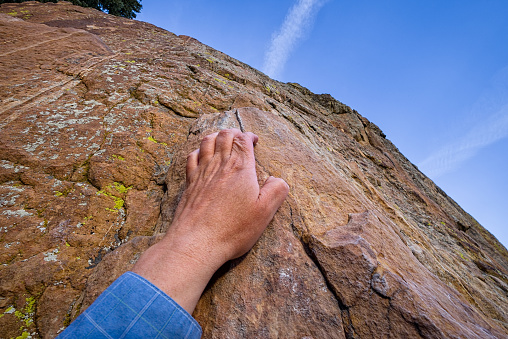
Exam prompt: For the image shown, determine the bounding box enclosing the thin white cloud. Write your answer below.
[418,106,508,177]
[263,0,327,79]
[418,68,508,178]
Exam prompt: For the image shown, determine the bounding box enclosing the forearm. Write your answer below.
[131,229,223,314]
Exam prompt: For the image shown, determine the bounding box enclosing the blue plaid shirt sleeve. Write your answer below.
[57,271,202,339]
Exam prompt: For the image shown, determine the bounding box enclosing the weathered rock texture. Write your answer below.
[0,2,507,338]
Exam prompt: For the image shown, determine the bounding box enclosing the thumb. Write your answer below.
[258,176,290,214]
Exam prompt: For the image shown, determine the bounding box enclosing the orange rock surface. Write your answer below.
[1,2,507,338]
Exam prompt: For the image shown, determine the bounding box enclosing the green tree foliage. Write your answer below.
[0,0,142,19]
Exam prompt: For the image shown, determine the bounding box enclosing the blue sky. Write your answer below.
[137,0,508,248]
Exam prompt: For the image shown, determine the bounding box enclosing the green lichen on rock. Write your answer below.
[15,296,35,327]
[110,182,132,194]
[0,305,15,319]
[97,190,124,211]
[53,186,74,197]
[2,296,37,338]
[16,331,31,339]
[97,182,132,212]
[147,136,168,146]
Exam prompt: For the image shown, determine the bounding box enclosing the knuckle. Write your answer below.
[202,134,213,142]
[232,138,248,151]
[219,128,241,139]
[227,154,243,168]
[201,133,216,144]
[233,133,249,144]
[218,128,233,135]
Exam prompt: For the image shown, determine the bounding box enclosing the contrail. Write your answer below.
[418,104,508,178]
[263,0,327,79]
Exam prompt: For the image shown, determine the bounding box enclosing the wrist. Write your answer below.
[131,232,221,314]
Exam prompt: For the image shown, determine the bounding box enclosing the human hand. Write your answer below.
[133,129,289,313]
[170,128,289,264]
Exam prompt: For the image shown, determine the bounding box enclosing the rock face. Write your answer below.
[0,2,507,338]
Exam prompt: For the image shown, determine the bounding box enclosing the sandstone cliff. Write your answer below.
[1,2,507,338]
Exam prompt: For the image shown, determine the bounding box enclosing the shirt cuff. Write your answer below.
[58,271,202,339]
